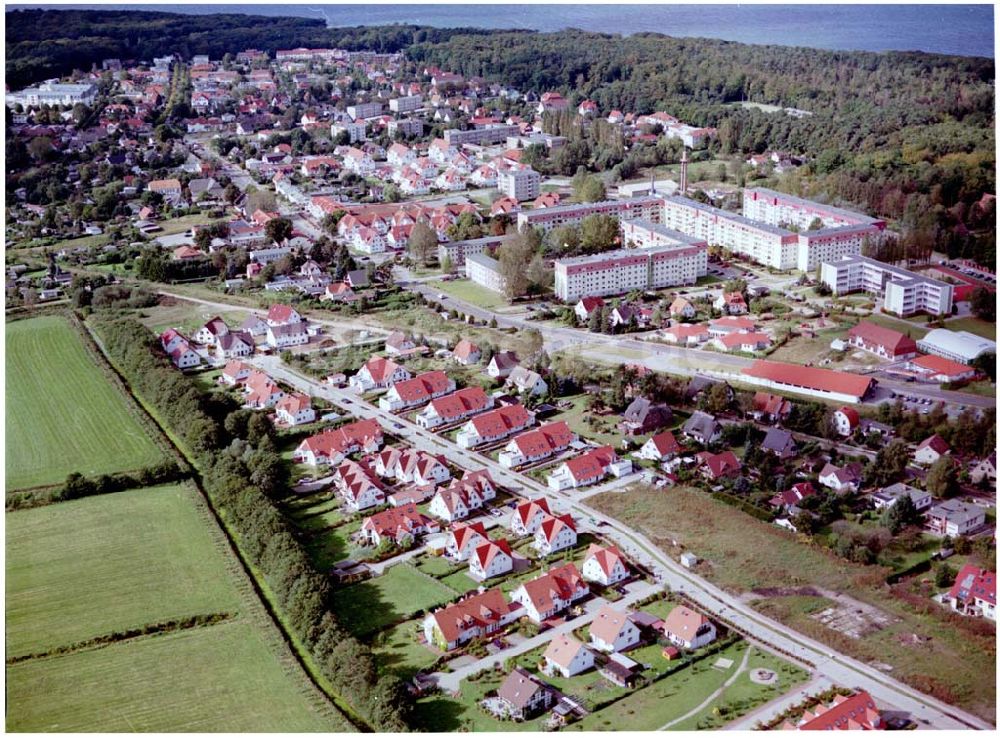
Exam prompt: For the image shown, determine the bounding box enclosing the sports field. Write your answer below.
[6,619,338,732]
[6,484,240,656]
[6,315,164,490]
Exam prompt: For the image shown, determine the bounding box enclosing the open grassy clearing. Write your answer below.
[373,618,441,681]
[331,563,459,637]
[5,315,165,490]
[5,484,241,656]
[944,315,996,340]
[588,484,997,722]
[5,619,341,732]
[136,296,246,336]
[426,278,508,310]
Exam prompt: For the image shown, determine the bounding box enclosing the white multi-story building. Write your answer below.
[497,168,541,202]
[346,101,382,120]
[743,187,885,231]
[554,228,707,302]
[7,81,98,107]
[331,121,367,143]
[820,255,954,317]
[387,118,424,138]
[389,94,423,113]
[444,124,520,146]
[517,196,665,234]
[465,253,507,294]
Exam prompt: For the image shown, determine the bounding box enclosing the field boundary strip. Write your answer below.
[82,318,369,732]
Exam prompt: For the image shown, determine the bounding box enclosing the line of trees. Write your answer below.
[90,314,412,731]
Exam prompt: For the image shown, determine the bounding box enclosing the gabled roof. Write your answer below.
[916,433,950,455]
[467,404,532,437]
[537,513,577,544]
[450,521,489,550]
[514,497,551,528]
[474,539,512,570]
[662,604,710,642]
[426,386,490,420]
[510,422,574,457]
[518,563,586,614]
[430,588,513,643]
[583,543,626,579]
[590,605,635,644]
[697,450,741,479]
[359,356,405,383]
[543,634,588,670]
[564,446,616,482]
[769,482,817,508]
[645,431,682,457]
[266,303,298,323]
[762,427,796,453]
[836,405,861,428]
[453,338,480,360]
[497,667,548,710]
[792,691,880,730]
[948,563,996,607]
[848,321,918,356]
[390,370,452,402]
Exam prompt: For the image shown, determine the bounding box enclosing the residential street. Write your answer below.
[252,356,992,730]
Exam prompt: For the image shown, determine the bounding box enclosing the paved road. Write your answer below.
[659,645,752,730]
[255,356,993,730]
[723,674,834,730]
[403,277,995,410]
[434,580,659,693]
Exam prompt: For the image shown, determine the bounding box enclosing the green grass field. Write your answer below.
[6,619,339,732]
[6,484,241,656]
[331,563,459,636]
[426,278,508,310]
[944,315,997,341]
[6,315,165,490]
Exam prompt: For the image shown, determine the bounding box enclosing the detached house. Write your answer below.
[533,513,578,556]
[696,450,742,481]
[914,434,950,465]
[505,366,549,397]
[350,356,412,393]
[548,446,630,491]
[751,392,792,424]
[193,315,230,345]
[384,330,417,356]
[589,606,641,653]
[362,504,440,546]
[946,564,996,621]
[496,668,554,721]
[456,404,534,449]
[498,422,576,469]
[266,303,303,326]
[470,539,514,580]
[275,392,315,426]
[446,521,490,561]
[452,338,481,365]
[487,350,519,379]
[581,544,629,587]
[638,431,683,462]
[575,296,605,323]
[423,588,519,651]
[833,406,861,437]
[542,635,595,678]
[761,428,797,460]
[662,605,716,649]
[510,497,553,537]
[619,397,672,436]
[714,291,748,315]
[682,411,722,445]
[925,499,986,537]
[293,418,384,466]
[511,563,589,623]
[818,462,863,493]
[266,322,309,349]
[416,386,493,429]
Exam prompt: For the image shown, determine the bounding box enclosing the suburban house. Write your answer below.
[818,462,863,493]
[333,459,386,511]
[946,564,996,621]
[487,350,520,379]
[870,482,932,512]
[384,330,417,356]
[373,447,451,487]
[908,354,979,383]
[589,606,642,653]
[581,544,630,587]
[714,331,772,353]
[446,521,490,561]
[427,469,497,522]
[619,397,672,436]
[456,404,534,449]
[216,330,255,359]
[243,372,285,408]
[542,635,595,678]
[293,418,384,466]
[751,392,793,424]
[669,296,696,319]
[914,434,950,465]
[761,428,797,459]
[638,431,683,462]
[349,356,412,393]
[361,504,440,546]
[547,446,631,491]
[193,315,230,345]
[505,366,549,396]
[495,668,554,720]
[378,370,456,411]
[470,539,514,580]
[266,303,303,326]
[925,500,986,537]
[511,563,589,622]
[452,338,481,365]
[575,296,605,322]
[423,588,519,651]
[714,291,748,314]
[662,605,717,649]
[782,691,881,731]
[274,392,315,426]
[240,314,270,337]
[971,452,997,484]
[266,322,309,349]
[696,450,742,481]
[498,421,576,469]
[221,360,253,386]
[416,386,493,429]
[510,497,553,537]
[662,323,711,346]
[847,322,918,361]
[769,482,818,513]
[682,411,722,445]
[833,406,861,437]
[160,329,201,369]
[533,513,578,556]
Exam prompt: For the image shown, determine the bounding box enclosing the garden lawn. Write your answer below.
[6,315,165,490]
[373,619,441,680]
[943,316,996,341]
[331,563,459,636]
[410,670,550,732]
[5,484,241,656]
[6,619,341,732]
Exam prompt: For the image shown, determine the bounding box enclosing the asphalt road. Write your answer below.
[253,355,993,730]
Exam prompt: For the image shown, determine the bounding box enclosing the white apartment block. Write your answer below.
[820,255,954,317]
[347,101,383,121]
[331,121,367,143]
[554,242,707,302]
[465,253,507,294]
[517,196,665,234]
[389,94,423,113]
[444,124,520,146]
[388,118,424,137]
[437,235,513,267]
[497,168,541,202]
[7,81,98,107]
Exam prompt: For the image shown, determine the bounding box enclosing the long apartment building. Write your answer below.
[465,253,506,294]
[554,221,707,302]
[820,255,954,316]
[389,94,423,113]
[437,235,514,267]
[444,124,520,146]
[516,196,665,234]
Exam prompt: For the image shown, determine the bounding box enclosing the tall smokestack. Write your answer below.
[680,148,689,196]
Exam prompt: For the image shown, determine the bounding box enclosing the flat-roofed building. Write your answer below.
[917,328,996,364]
[554,242,707,302]
[389,94,423,113]
[498,168,541,202]
[517,196,665,234]
[444,124,520,146]
[437,234,512,268]
[465,253,506,294]
[821,255,954,317]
